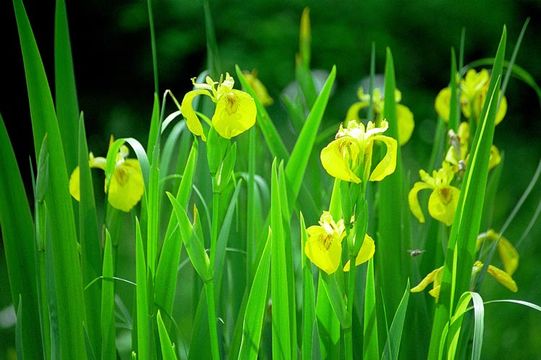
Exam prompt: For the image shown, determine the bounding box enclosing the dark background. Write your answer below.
[2,0,541,358]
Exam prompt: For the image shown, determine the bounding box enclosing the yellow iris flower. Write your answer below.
[346,88,414,145]
[243,70,273,106]
[304,211,375,274]
[320,119,397,184]
[69,145,144,212]
[408,162,460,226]
[445,122,501,172]
[477,229,519,276]
[180,73,257,141]
[411,260,517,299]
[434,69,507,124]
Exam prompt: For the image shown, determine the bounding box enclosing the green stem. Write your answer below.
[344,253,357,360]
[205,280,221,360]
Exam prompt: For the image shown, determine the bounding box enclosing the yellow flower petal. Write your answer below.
[107,159,144,212]
[320,137,362,183]
[486,264,518,292]
[489,145,501,170]
[180,89,210,141]
[369,135,397,181]
[397,104,414,145]
[343,234,375,271]
[345,101,368,122]
[411,266,443,293]
[69,166,81,201]
[244,72,273,106]
[428,185,460,226]
[408,181,432,223]
[212,89,256,139]
[495,95,507,125]
[496,236,519,276]
[304,225,343,274]
[435,87,451,121]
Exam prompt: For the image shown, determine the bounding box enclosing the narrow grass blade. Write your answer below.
[147,93,161,163]
[157,311,177,360]
[315,276,341,360]
[470,292,484,360]
[270,160,292,359]
[377,48,409,314]
[300,214,317,360]
[13,0,87,357]
[135,218,150,359]
[430,28,506,358]
[448,48,460,133]
[0,115,42,359]
[285,66,336,204]
[238,231,271,360]
[363,259,379,360]
[77,113,102,355]
[203,0,221,77]
[155,141,198,316]
[382,280,410,360]
[101,231,116,360]
[54,0,79,171]
[146,0,159,94]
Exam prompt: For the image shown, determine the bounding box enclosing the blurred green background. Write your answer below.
[1,0,541,358]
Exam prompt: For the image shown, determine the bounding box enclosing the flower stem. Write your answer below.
[205,280,221,360]
[344,254,357,359]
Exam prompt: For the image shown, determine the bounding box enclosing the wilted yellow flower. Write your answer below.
[320,119,397,183]
[477,229,519,276]
[408,162,460,226]
[411,261,517,299]
[346,88,414,145]
[304,212,346,274]
[445,122,501,172]
[180,73,256,141]
[243,71,273,106]
[69,145,144,212]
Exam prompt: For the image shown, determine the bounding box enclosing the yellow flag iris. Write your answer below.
[304,212,375,274]
[477,229,519,276]
[408,162,460,226]
[320,119,397,184]
[434,69,507,125]
[346,88,414,145]
[69,145,144,212]
[180,73,256,141]
[243,70,273,106]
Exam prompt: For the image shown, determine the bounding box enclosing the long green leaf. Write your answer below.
[135,218,150,359]
[13,0,87,357]
[157,311,178,360]
[382,280,410,360]
[363,259,379,360]
[54,0,79,171]
[0,115,42,359]
[237,231,271,360]
[100,231,116,360]
[300,214,317,360]
[270,159,292,359]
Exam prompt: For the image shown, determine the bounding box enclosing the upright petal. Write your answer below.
[408,181,432,223]
[428,185,460,226]
[320,137,362,183]
[180,89,210,141]
[345,101,368,122]
[343,234,375,271]
[107,159,144,212]
[69,166,81,201]
[369,135,397,181]
[396,104,414,145]
[212,89,256,139]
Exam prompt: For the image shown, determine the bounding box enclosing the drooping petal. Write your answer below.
[320,137,362,183]
[180,89,210,141]
[369,135,397,181]
[489,145,501,170]
[343,234,375,271]
[428,185,460,226]
[69,166,81,201]
[107,159,144,212]
[396,104,414,145]
[411,266,443,293]
[496,236,519,276]
[434,87,451,121]
[304,225,343,274]
[486,264,518,292]
[495,95,507,125]
[408,181,432,223]
[212,89,256,139]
